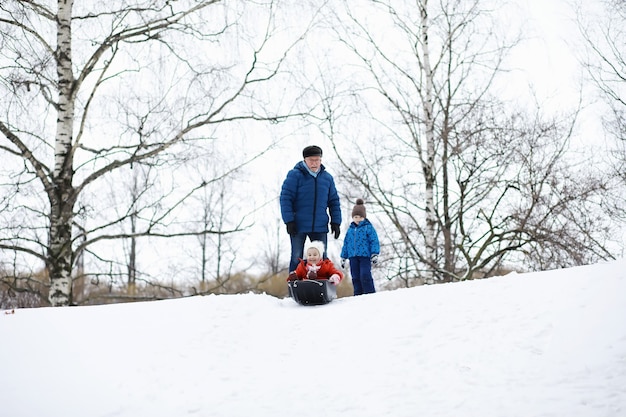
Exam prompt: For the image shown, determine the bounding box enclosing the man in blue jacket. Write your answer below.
[280,145,342,273]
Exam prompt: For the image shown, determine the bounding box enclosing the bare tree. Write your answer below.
[123,164,152,296]
[575,0,626,226]
[0,0,317,306]
[317,0,612,285]
[262,218,288,276]
[189,169,251,294]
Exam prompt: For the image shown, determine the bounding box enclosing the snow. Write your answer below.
[1,260,625,417]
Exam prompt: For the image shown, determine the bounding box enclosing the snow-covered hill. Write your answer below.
[1,260,625,417]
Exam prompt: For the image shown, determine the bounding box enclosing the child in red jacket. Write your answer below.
[287,241,343,284]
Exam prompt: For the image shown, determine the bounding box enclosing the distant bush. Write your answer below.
[0,287,44,309]
[0,265,47,308]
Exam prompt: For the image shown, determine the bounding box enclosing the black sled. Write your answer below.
[287,279,337,306]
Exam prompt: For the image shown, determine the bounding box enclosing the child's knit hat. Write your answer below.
[352,198,366,218]
[304,240,325,257]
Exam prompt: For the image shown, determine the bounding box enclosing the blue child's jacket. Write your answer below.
[341,218,380,258]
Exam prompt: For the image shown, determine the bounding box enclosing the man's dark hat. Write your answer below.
[302,145,323,158]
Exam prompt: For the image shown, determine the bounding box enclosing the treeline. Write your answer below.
[0,268,360,309]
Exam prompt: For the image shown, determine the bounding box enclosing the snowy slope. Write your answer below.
[1,260,625,417]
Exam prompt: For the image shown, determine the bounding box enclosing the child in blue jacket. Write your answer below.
[340,199,380,295]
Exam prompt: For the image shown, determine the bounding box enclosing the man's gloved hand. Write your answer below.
[371,254,379,265]
[286,222,297,236]
[331,223,340,239]
[341,258,347,269]
[329,274,341,285]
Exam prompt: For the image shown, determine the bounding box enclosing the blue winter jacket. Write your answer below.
[340,218,380,258]
[280,161,342,233]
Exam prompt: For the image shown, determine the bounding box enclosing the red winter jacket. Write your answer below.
[294,259,343,282]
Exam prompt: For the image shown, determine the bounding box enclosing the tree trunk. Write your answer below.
[128,215,137,296]
[419,1,437,284]
[48,0,76,306]
[441,120,454,282]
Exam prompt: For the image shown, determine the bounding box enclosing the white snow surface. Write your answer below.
[1,260,625,417]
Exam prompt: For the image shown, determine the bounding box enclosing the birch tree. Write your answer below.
[319,0,611,284]
[0,0,316,306]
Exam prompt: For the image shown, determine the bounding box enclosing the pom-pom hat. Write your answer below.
[304,240,325,257]
[352,198,366,218]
